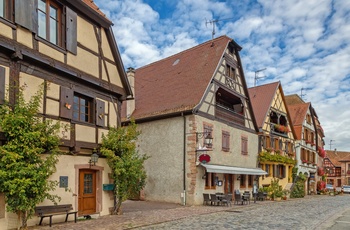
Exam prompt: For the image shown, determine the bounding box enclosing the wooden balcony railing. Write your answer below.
[215,104,244,126]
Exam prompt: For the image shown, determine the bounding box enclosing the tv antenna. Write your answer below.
[329,140,335,150]
[206,17,234,40]
[254,68,266,87]
[300,88,306,100]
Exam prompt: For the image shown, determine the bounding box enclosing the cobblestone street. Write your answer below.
[30,195,350,230]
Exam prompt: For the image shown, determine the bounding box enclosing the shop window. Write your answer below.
[248,175,253,187]
[239,174,245,187]
[205,172,216,189]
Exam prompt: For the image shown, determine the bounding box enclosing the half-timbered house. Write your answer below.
[248,82,297,190]
[123,35,266,206]
[285,95,319,194]
[0,0,132,228]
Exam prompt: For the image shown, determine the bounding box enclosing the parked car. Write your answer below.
[342,185,350,194]
[326,184,334,190]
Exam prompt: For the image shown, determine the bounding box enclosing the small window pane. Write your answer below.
[0,0,4,18]
[49,5,57,19]
[38,11,46,39]
[39,0,46,11]
[83,174,93,194]
[49,18,57,44]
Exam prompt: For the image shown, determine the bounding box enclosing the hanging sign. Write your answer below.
[198,154,211,164]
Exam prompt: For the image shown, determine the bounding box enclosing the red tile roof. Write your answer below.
[286,103,310,140]
[82,0,106,17]
[125,36,233,120]
[287,103,310,126]
[326,150,350,166]
[248,82,279,128]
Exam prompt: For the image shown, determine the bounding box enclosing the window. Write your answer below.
[0,0,13,21]
[248,175,253,187]
[38,0,62,46]
[265,164,270,176]
[240,175,245,187]
[60,87,106,126]
[241,136,248,155]
[222,131,230,151]
[73,94,93,123]
[205,172,216,189]
[226,64,235,79]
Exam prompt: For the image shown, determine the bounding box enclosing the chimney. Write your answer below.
[126,67,135,118]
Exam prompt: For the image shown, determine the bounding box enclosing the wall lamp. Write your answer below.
[237,175,241,180]
[89,152,99,168]
[196,131,213,149]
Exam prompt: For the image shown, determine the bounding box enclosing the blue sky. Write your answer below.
[94,0,350,151]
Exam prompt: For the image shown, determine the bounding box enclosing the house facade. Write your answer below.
[123,36,266,206]
[285,95,319,194]
[325,150,350,188]
[248,82,297,190]
[0,0,132,229]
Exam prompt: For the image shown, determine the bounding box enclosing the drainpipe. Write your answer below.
[182,113,186,206]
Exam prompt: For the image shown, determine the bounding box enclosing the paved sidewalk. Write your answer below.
[29,199,260,230]
[29,196,349,230]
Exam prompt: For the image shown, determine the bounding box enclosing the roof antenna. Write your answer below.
[206,17,234,46]
[300,88,306,100]
[254,68,266,87]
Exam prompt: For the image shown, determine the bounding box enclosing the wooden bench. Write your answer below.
[35,204,77,227]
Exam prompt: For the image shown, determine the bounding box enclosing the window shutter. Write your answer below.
[60,87,73,119]
[273,165,277,177]
[66,7,77,54]
[15,0,37,32]
[96,99,105,127]
[0,66,5,104]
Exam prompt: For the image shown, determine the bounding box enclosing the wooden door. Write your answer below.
[78,169,96,216]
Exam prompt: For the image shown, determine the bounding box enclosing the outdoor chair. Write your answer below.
[257,192,266,201]
[243,191,251,204]
[234,192,245,205]
[221,193,232,206]
[210,194,221,206]
[203,193,211,206]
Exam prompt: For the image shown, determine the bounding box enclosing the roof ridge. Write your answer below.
[136,35,230,71]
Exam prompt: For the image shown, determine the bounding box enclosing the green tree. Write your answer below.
[100,121,149,215]
[0,85,61,229]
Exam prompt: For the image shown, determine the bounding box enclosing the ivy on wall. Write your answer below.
[258,151,297,165]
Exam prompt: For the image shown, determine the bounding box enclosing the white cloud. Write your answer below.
[93,0,350,150]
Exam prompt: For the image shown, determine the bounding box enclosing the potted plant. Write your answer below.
[282,189,290,200]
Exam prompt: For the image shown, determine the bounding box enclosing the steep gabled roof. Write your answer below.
[128,36,233,120]
[287,103,310,140]
[248,82,279,128]
[326,150,350,166]
[288,103,310,126]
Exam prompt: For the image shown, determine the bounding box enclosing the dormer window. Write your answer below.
[38,0,62,46]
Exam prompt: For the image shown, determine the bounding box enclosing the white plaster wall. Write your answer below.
[137,117,185,204]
